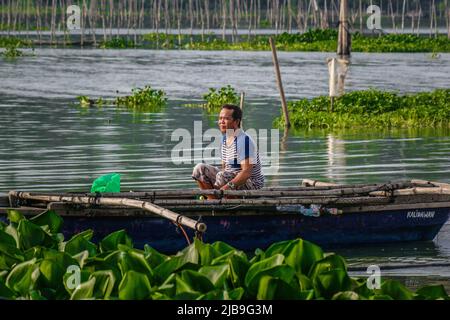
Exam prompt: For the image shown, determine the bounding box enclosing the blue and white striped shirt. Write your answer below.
[221,129,264,189]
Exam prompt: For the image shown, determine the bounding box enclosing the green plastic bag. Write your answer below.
[90,173,121,193]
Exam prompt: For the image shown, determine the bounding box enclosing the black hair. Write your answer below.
[221,104,242,127]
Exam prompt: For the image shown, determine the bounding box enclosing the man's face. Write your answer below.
[218,108,239,134]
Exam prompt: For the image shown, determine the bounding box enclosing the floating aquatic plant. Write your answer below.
[1,44,24,59]
[115,86,168,111]
[76,86,167,112]
[0,210,448,300]
[275,89,450,130]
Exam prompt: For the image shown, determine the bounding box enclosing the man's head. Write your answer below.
[218,104,242,134]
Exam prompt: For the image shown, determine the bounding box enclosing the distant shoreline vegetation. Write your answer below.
[1,29,450,53]
[274,89,450,130]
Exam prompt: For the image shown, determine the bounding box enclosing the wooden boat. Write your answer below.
[1,179,449,253]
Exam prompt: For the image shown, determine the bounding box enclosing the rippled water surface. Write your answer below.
[1,49,449,279]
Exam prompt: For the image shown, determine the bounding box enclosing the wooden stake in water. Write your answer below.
[240,92,245,128]
[269,37,291,129]
[337,0,351,58]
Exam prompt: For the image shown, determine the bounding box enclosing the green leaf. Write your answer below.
[4,225,19,248]
[118,271,151,300]
[312,269,352,299]
[211,241,237,255]
[144,244,168,269]
[17,219,53,250]
[415,284,449,300]
[29,289,48,300]
[256,275,303,300]
[332,291,361,300]
[309,254,348,279]
[100,230,133,253]
[29,210,63,234]
[297,273,313,291]
[228,252,250,289]
[64,232,97,257]
[117,249,154,281]
[176,270,215,295]
[195,239,219,266]
[153,244,199,283]
[369,294,394,300]
[199,287,244,300]
[77,229,94,241]
[379,280,414,300]
[6,258,40,296]
[90,270,115,299]
[0,229,17,248]
[0,232,24,269]
[72,250,89,268]
[7,209,24,224]
[39,249,77,290]
[0,279,15,299]
[198,265,229,288]
[70,278,96,300]
[245,254,296,297]
[265,239,324,275]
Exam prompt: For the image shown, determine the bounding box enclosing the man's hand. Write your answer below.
[220,183,230,191]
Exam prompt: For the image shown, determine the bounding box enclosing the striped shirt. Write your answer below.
[221,129,265,189]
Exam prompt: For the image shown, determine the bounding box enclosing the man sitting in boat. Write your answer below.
[192,104,264,194]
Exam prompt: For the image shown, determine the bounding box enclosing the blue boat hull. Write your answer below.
[58,207,450,253]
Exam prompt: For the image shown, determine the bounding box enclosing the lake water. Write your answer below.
[1,48,449,283]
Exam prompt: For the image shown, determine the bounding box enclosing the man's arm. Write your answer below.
[221,158,253,190]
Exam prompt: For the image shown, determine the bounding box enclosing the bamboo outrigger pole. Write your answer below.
[8,191,207,233]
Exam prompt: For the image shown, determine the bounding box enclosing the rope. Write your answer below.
[173,221,191,246]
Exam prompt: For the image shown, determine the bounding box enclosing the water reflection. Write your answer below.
[326,134,347,184]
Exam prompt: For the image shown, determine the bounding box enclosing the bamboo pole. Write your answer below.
[151,196,391,206]
[370,187,450,197]
[24,182,424,200]
[10,191,207,233]
[269,37,291,129]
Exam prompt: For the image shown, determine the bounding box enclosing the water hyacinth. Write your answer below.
[96,30,450,53]
[76,86,167,112]
[275,89,450,130]
[0,210,448,300]
[202,85,240,112]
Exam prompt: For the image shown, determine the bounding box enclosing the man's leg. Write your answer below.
[192,163,220,199]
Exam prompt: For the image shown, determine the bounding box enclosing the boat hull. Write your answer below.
[56,207,450,253]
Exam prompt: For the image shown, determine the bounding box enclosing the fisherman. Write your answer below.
[192,104,264,196]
